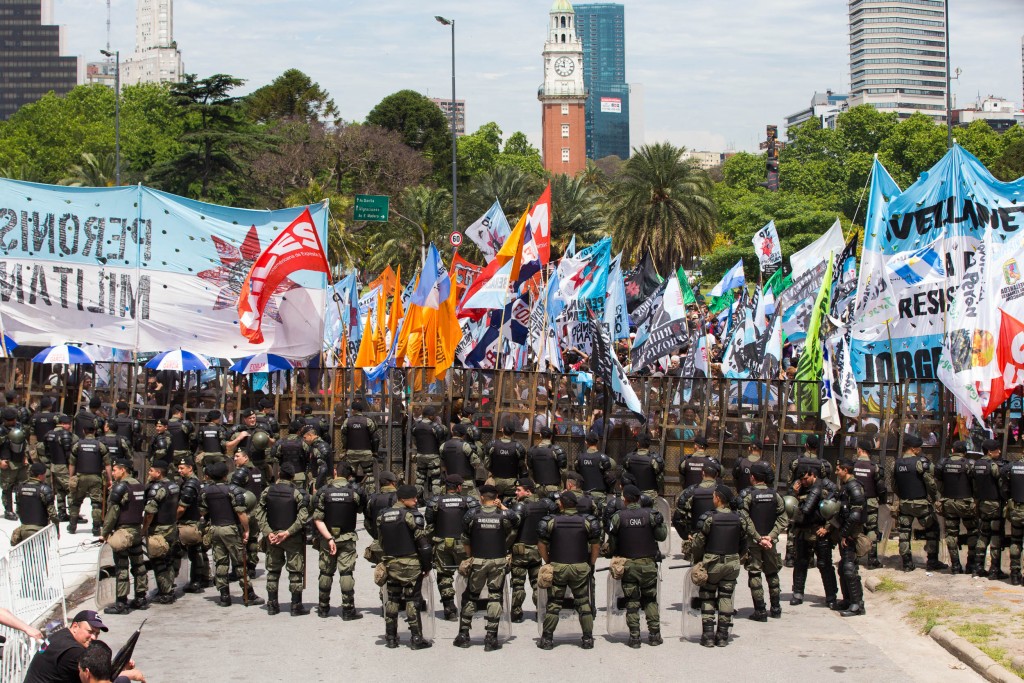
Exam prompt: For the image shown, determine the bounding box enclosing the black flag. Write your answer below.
[624,251,663,313]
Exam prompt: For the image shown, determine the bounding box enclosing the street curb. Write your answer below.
[865,576,1020,682]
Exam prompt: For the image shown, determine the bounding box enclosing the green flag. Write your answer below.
[793,257,834,415]
[676,267,697,306]
[764,268,792,298]
[708,289,734,315]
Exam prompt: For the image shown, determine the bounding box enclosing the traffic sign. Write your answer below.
[353,194,390,222]
[449,231,463,247]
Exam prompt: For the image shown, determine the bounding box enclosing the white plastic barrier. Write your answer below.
[0,628,41,683]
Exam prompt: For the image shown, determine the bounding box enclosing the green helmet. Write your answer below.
[242,489,258,513]
[819,498,841,520]
[783,495,799,519]
[250,430,271,450]
[7,427,26,445]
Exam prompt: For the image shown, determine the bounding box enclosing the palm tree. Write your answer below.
[549,173,608,258]
[607,143,716,272]
[58,152,118,187]
[459,165,544,229]
[362,185,452,274]
[285,177,359,270]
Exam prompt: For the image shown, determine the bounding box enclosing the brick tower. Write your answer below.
[539,0,587,176]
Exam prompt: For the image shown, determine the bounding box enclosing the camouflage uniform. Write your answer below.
[377,501,433,648]
[1005,460,1024,584]
[424,488,478,617]
[68,437,110,532]
[143,475,180,600]
[537,506,602,646]
[311,477,362,616]
[0,421,30,518]
[255,480,310,604]
[973,456,1005,576]
[101,475,149,608]
[199,479,248,599]
[37,425,77,520]
[411,417,448,499]
[607,501,668,643]
[936,452,978,572]
[11,478,58,545]
[509,492,557,620]
[339,412,380,489]
[893,451,941,570]
[457,500,519,647]
[737,483,787,618]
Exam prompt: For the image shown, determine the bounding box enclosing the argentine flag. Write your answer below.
[887,241,945,286]
[710,259,745,297]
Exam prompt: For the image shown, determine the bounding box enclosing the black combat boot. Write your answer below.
[484,632,501,652]
[219,588,231,607]
[409,631,432,650]
[749,601,768,622]
[627,633,641,649]
[129,594,149,611]
[580,634,594,650]
[385,623,399,649]
[648,630,663,646]
[104,599,130,615]
[538,632,554,650]
[925,554,948,571]
[950,557,964,575]
[901,555,916,572]
[989,569,1009,580]
[58,511,70,523]
[245,586,264,606]
[153,593,176,605]
[1010,571,1021,586]
[342,606,362,620]
[866,548,882,570]
[831,599,850,611]
[4,510,17,521]
[965,553,978,575]
[700,623,715,648]
[316,603,330,618]
[510,608,524,623]
[92,524,102,537]
[266,591,279,615]
[770,599,783,619]
[714,624,730,647]
[442,599,458,621]
[290,592,309,616]
[789,592,803,606]
[453,630,471,648]
[184,580,203,594]
[67,520,77,535]
[840,603,865,617]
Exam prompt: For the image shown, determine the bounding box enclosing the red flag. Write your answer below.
[530,182,551,265]
[985,309,1024,415]
[237,207,331,344]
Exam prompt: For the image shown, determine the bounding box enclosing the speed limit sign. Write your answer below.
[449,232,463,247]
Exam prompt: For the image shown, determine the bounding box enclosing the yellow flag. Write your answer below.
[496,208,529,282]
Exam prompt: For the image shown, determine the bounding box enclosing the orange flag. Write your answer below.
[354,315,376,368]
[388,265,403,346]
[367,265,396,296]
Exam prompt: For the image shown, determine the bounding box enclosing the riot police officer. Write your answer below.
[68,424,110,536]
[575,431,614,507]
[974,439,1006,579]
[790,465,839,607]
[893,433,943,572]
[11,462,58,545]
[833,460,866,617]
[141,461,180,604]
[272,421,309,490]
[936,440,978,574]
[231,448,265,577]
[255,463,310,615]
[73,397,102,439]
[166,405,195,461]
[527,427,567,497]
[339,399,380,489]
[110,401,142,454]
[737,462,786,621]
[175,456,209,593]
[200,460,249,607]
[785,435,833,568]
[377,484,434,650]
[424,474,479,621]
[195,411,229,475]
[1005,456,1024,585]
[679,436,720,489]
[0,408,30,519]
[30,396,58,444]
[38,413,76,521]
[672,464,719,547]
[509,478,556,623]
[312,462,363,620]
[439,423,482,499]
[412,405,448,499]
[301,425,333,492]
[853,438,887,569]
[732,437,764,493]
[146,419,172,471]
[485,423,527,499]
[101,459,148,615]
[621,432,664,501]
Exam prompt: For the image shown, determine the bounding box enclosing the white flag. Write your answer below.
[790,218,844,280]
[751,220,782,276]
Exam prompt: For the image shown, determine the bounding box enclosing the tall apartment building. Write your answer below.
[0,0,78,120]
[431,97,466,137]
[121,0,183,86]
[845,0,947,122]
[573,3,630,160]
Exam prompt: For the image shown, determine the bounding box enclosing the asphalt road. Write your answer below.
[89,529,982,683]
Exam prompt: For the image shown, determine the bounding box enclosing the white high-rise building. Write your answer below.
[121,0,183,86]
[845,0,947,122]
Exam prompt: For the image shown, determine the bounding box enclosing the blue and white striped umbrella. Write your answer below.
[32,344,95,365]
[0,335,16,358]
[145,349,211,373]
[229,353,292,375]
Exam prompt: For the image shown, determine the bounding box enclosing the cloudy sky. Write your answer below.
[54,0,1024,152]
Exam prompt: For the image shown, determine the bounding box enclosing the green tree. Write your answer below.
[362,186,452,273]
[245,68,339,124]
[495,131,546,178]
[992,137,1024,182]
[721,151,766,192]
[59,152,118,187]
[365,90,451,180]
[607,143,717,272]
[459,165,544,230]
[285,179,356,269]
[457,121,502,180]
[549,173,607,257]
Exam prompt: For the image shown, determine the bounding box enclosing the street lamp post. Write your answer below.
[435,16,457,243]
[944,0,953,149]
[100,49,121,185]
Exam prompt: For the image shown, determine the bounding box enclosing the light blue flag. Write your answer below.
[461,260,513,310]
[709,259,745,297]
[604,253,630,341]
[409,244,450,309]
[565,235,577,258]
[364,319,403,383]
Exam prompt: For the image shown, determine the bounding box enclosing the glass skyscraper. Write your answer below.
[0,0,78,120]
[573,3,630,160]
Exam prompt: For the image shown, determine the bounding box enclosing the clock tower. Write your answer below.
[539,0,587,176]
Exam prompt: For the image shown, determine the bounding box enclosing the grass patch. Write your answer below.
[952,622,995,645]
[907,597,962,634]
[875,577,906,593]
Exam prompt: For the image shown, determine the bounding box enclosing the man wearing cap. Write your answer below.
[301,403,332,444]
[271,420,309,490]
[12,462,59,545]
[790,465,839,608]
[484,422,527,500]
[974,438,1006,579]
[68,422,110,536]
[412,405,448,500]
[194,410,228,476]
[340,399,379,490]
[678,436,720,490]
[74,397,103,439]
[377,483,433,649]
[536,490,602,650]
[255,462,310,615]
[200,460,250,607]
[301,425,333,492]
[691,485,760,647]
[166,405,195,462]
[363,471,399,566]
[509,478,555,622]
[732,437,765,493]
[853,437,888,569]
[936,440,976,575]
[230,408,272,472]
[425,474,479,620]
[101,459,149,614]
[231,448,266,576]
[141,460,180,604]
[893,433,943,572]
[37,413,77,522]
[673,463,720,546]
[736,462,786,621]
[23,610,107,683]
[146,420,172,473]
[454,484,518,651]
[110,401,141,455]
[834,460,867,616]
[176,456,209,593]
[622,432,664,501]
[0,407,30,519]
[30,396,58,445]
[606,484,667,648]
[527,427,567,497]
[439,423,481,499]
[784,434,832,567]
[312,462,363,620]
[562,473,600,518]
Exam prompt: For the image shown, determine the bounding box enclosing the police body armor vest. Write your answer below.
[114,415,135,443]
[44,430,70,466]
[734,458,755,492]
[344,416,372,451]
[853,460,878,499]
[973,460,1001,502]
[515,499,550,545]
[626,452,658,491]
[577,452,606,492]
[412,420,441,455]
[199,425,223,454]
[278,437,306,470]
[469,508,508,559]
[549,514,589,564]
[576,493,596,516]
[167,420,191,452]
[74,411,97,438]
[75,439,104,475]
[682,457,707,488]
[152,480,180,525]
[529,446,561,486]
[367,491,397,531]
[232,467,263,498]
[940,458,973,499]
[747,488,779,536]
[796,455,825,478]
[32,412,57,441]
[116,481,145,526]
[705,510,743,555]
[689,486,716,532]
[179,478,202,522]
[1009,462,1024,504]
[17,481,49,526]
[265,483,299,531]
[489,441,520,478]
[204,484,237,526]
[615,507,658,559]
[256,414,278,434]
[894,457,927,500]
[321,486,358,532]
[379,508,416,557]
[100,435,123,462]
[434,494,469,539]
[441,440,474,479]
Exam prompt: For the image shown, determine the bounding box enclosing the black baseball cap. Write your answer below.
[72,610,109,632]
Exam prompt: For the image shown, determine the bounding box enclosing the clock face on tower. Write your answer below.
[554,57,575,77]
